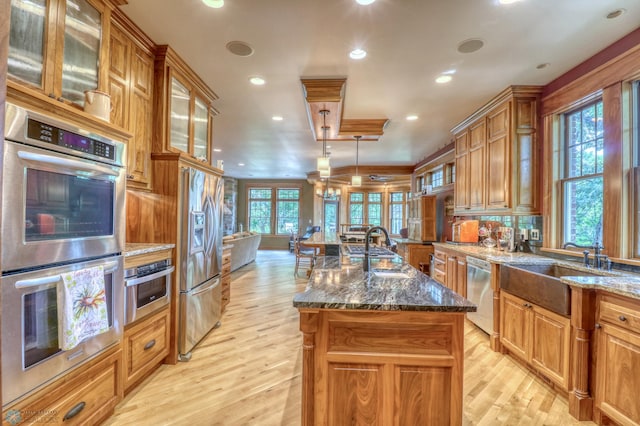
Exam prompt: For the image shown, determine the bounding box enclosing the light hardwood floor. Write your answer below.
[105,250,596,426]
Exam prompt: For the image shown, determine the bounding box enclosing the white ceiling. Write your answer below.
[121,0,640,180]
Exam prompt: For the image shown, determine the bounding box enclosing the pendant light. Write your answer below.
[351,135,362,187]
[316,110,330,172]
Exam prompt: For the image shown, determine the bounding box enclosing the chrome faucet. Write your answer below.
[363,226,392,272]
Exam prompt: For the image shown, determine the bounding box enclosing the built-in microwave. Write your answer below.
[124,259,174,325]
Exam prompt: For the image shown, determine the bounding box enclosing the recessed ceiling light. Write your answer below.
[213,148,222,152]
[349,49,367,60]
[272,116,283,121]
[238,163,245,166]
[536,63,550,70]
[202,0,224,8]
[356,0,376,4]
[435,75,453,84]
[457,38,484,54]
[249,77,265,85]
[406,115,418,121]
[226,41,254,57]
[498,0,522,4]
[606,9,626,19]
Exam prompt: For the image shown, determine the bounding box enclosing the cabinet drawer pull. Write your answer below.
[126,174,135,180]
[619,315,627,322]
[595,323,601,329]
[63,401,86,421]
[144,339,157,351]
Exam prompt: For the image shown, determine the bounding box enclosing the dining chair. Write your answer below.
[294,237,318,277]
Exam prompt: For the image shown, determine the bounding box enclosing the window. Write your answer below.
[416,175,424,192]
[248,189,272,234]
[368,193,382,226]
[561,100,604,246]
[445,163,455,185]
[389,192,405,234]
[276,189,300,234]
[349,192,364,224]
[430,169,443,188]
[248,187,300,235]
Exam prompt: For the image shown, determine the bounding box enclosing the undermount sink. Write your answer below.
[500,263,599,316]
[371,270,412,279]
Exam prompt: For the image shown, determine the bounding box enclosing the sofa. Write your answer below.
[222,232,262,272]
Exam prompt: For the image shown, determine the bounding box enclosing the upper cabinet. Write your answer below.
[108,9,155,189]
[8,0,119,106]
[452,86,542,215]
[153,46,219,166]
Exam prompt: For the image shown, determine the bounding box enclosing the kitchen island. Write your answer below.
[293,256,476,426]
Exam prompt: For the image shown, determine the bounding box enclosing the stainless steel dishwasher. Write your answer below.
[466,256,493,335]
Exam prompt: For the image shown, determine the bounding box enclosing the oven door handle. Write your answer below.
[125,266,175,287]
[15,261,120,289]
[17,150,120,178]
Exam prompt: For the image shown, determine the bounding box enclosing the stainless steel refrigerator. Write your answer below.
[178,166,223,361]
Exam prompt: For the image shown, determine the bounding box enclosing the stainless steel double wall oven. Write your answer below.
[1,103,126,406]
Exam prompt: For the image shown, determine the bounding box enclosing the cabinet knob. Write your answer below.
[619,315,627,322]
[595,323,601,329]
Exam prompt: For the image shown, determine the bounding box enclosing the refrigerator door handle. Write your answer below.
[191,277,220,296]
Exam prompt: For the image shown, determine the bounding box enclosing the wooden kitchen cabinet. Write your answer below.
[298,309,466,426]
[452,86,542,215]
[221,246,232,312]
[153,45,219,166]
[2,346,122,425]
[500,291,571,390]
[433,248,447,285]
[109,9,155,189]
[455,257,467,298]
[122,306,171,392]
[433,246,461,293]
[407,195,437,242]
[594,294,640,425]
[8,0,120,107]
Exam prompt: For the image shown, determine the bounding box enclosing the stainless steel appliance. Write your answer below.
[2,103,126,272]
[1,255,124,406]
[1,103,126,407]
[124,259,174,325]
[178,166,223,361]
[466,256,493,335]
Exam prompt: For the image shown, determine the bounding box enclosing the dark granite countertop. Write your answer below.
[293,256,476,312]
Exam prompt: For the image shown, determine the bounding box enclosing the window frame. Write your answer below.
[559,99,604,247]
[247,185,302,236]
[389,191,406,234]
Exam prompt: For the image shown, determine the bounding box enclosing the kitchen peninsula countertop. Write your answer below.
[433,242,640,301]
[124,242,175,257]
[293,255,476,312]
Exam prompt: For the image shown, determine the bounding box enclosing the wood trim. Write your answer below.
[602,83,623,259]
[414,142,456,170]
[541,39,640,116]
[155,45,219,102]
[111,7,156,54]
[451,86,543,134]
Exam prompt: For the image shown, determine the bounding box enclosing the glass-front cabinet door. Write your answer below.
[193,96,209,161]
[170,76,190,153]
[61,0,102,104]
[8,0,47,88]
[8,0,105,106]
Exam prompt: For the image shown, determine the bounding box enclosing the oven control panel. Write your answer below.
[27,118,116,160]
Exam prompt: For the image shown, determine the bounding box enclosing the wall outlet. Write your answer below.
[530,229,540,241]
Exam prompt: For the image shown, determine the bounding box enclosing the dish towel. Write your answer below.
[58,266,109,351]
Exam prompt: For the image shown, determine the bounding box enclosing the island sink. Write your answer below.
[500,263,599,316]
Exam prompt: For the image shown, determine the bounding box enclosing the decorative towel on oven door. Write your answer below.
[58,266,109,350]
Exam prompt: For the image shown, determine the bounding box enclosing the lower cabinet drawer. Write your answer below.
[3,348,122,426]
[433,269,446,284]
[599,300,640,334]
[123,307,170,391]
